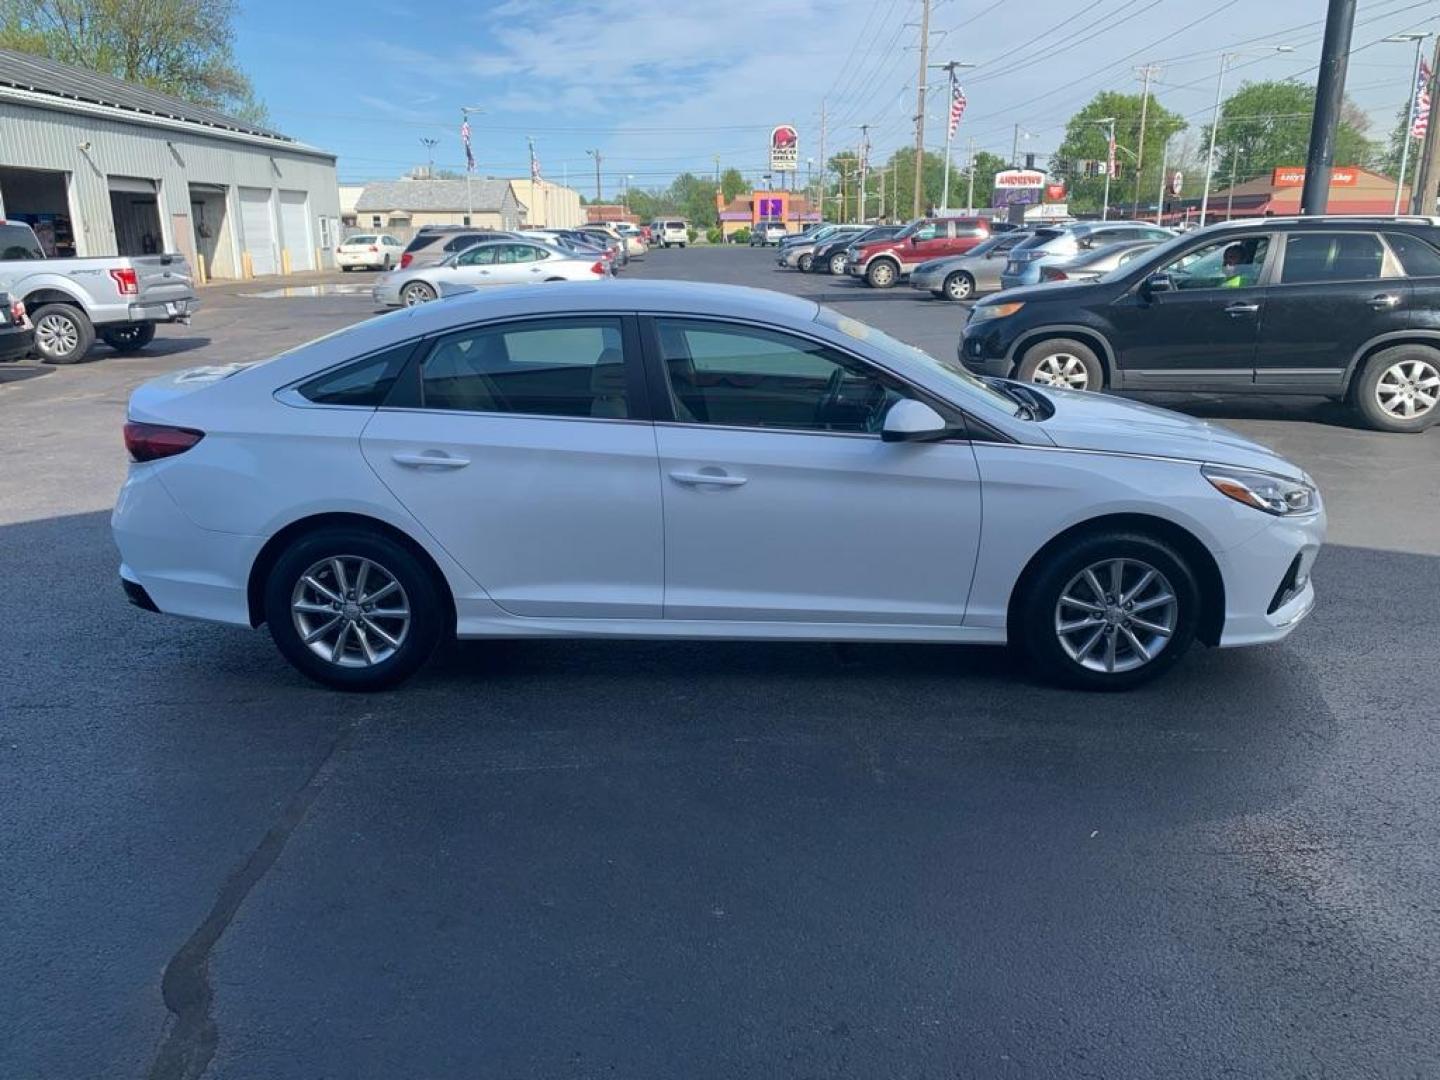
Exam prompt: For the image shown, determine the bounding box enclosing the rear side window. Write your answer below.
[1281,232,1386,284]
[1385,232,1440,277]
[403,233,443,253]
[298,344,413,407]
[443,234,487,252]
[0,223,44,260]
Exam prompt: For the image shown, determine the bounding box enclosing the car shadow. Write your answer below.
[0,363,55,385]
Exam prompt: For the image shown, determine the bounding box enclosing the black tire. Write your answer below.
[1017,531,1199,691]
[101,322,157,353]
[865,259,899,288]
[400,281,436,306]
[798,253,814,272]
[264,527,446,691]
[1016,337,1105,391]
[30,303,95,364]
[829,252,847,275]
[340,264,352,272]
[942,271,975,302]
[1350,344,1440,433]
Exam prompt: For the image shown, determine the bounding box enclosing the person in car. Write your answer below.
[1221,243,1258,288]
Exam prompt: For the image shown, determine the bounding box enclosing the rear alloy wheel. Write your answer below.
[798,253,814,272]
[866,259,898,288]
[1020,533,1198,690]
[101,322,156,353]
[265,528,444,690]
[829,252,847,275]
[1017,338,1104,392]
[1353,345,1440,433]
[31,303,96,364]
[401,281,437,306]
[943,271,975,302]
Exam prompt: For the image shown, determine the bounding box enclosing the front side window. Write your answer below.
[655,319,905,434]
[420,318,628,419]
[299,344,412,407]
[912,223,941,241]
[1280,232,1387,285]
[1160,235,1271,290]
[1383,232,1440,277]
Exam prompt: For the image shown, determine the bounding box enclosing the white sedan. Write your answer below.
[336,233,403,271]
[113,281,1324,691]
[372,239,608,307]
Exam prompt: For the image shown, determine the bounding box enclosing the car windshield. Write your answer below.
[345,235,377,245]
[815,306,1021,417]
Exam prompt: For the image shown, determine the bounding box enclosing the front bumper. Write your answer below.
[372,281,403,307]
[957,321,1014,377]
[1216,509,1326,647]
[910,267,947,291]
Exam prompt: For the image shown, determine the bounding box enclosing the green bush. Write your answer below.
[705,227,723,245]
[733,227,751,244]
[687,227,699,243]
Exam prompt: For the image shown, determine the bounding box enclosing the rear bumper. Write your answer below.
[128,297,200,323]
[337,252,387,267]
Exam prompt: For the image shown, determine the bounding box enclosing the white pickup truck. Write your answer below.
[0,220,199,364]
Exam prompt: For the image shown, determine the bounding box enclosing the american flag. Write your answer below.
[1413,58,1432,140]
[948,82,967,139]
[461,117,475,173]
[531,152,542,183]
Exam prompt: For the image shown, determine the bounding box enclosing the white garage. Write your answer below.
[238,187,277,276]
[278,190,314,272]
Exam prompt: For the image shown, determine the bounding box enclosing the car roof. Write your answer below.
[1198,215,1440,232]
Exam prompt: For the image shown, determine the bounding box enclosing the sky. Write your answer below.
[234,0,1440,195]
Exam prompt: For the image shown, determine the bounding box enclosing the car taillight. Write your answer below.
[1044,269,1068,280]
[124,422,204,462]
[109,268,139,295]
[9,298,23,324]
[400,252,413,268]
[368,245,378,252]
[591,261,606,275]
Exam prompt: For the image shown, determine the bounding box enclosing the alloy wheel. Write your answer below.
[402,284,434,306]
[291,555,411,668]
[1031,352,1091,390]
[944,273,973,301]
[830,254,846,274]
[36,313,80,357]
[1375,358,1439,419]
[1054,558,1177,674]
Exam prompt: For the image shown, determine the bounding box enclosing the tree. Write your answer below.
[1053,91,1187,215]
[667,172,717,228]
[1201,80,1373,189]
[959,150,1010,211]
[1,0,266,122]
[720,167,746,204]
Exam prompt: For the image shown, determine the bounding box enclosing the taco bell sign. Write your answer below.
[770,125,799,171]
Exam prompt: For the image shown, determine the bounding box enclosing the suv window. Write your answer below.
[420,318,627,418]
[655,319,905,433]
[1384,232,1440,277]
[0,223,44,260]
[1281,232,1386,285]
[443,233,487,252]
[299,344,412,407]
[1160,235,1271,290]
[403,233,443,253]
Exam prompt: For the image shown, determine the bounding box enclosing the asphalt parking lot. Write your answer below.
[3,247,1439,1079]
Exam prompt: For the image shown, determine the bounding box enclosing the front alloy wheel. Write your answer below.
[401,282,436,306]
[798,253,814,272]
[829,253,847,275]
[1054,559,1177,675]
[943,271,974,301]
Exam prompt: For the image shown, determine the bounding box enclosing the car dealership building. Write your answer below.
[0,48,340,279]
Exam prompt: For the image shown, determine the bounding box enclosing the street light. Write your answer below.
[1200,45,1294,226]
[1385,33,1432,214]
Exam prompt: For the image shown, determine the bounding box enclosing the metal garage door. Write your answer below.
[238,187,276,276]
[278,190,313,272]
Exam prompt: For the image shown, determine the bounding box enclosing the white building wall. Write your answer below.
[0,94,340,277]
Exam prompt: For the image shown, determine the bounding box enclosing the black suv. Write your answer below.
[959,216,1440,433]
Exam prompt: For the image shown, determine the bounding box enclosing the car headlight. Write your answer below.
[970,302,1024,323]
[1202,465,1317,516]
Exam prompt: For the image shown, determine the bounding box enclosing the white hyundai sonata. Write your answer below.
[113,281,1324,691]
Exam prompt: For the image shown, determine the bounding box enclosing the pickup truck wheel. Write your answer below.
[101,322,156,353]
[866,259,898,288]
[31,303,95,365]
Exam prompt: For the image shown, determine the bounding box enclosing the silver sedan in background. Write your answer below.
[1037,239,1164,284]
[909,231,1031,301]
[374,239,610,307]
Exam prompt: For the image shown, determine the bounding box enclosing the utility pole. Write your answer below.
[1132,64,1159,215]
[912,0,931,219]
[1012,124,1021,166]
[586,148,603,203]
[818,98,828,221]
[1156,134,1170,225]
[878,167,887,221]
[1226,148,1243,220]
[1415,36,1440,214]
[1301,0,1357,215]
[420,137,438,178]
[1095,117,1117,221]
[857,124,870,222]
[965,137,976,213]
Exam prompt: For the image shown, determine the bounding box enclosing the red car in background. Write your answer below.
[846,217,991,288]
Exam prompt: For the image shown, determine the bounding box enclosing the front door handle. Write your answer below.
[1370,293,1402,309]
[1225,302,1260,316]
[669,469,747,487]
[392,451,470,469]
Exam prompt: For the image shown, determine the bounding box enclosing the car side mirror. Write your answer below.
[909,235,920,245]
[882,399,950,443]
[1141,271,1173,297]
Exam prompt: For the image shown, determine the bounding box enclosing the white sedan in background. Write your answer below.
[372,238,609,307]
[113,281,1323,692]
[336,233,403,271]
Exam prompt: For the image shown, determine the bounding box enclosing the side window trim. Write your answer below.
[382,313,652,421]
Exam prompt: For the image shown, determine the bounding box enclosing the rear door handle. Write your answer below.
[1369,293,1402,309]
[1224,302,1260,316]
[392,451,470,469]
[669,470,747,487]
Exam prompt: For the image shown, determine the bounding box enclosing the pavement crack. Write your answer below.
[145,715,369,1080]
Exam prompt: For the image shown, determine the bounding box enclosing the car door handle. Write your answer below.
[669,470,747,487]
[392,451,470,469]
[1224,302,1260,316]
[1370,293,1402,309]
